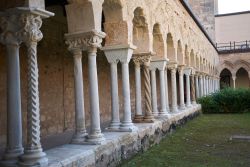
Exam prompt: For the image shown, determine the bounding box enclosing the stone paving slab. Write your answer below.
[46,104,201,167]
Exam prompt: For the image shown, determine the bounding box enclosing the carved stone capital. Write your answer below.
[133,52,155,67]
[18,13,43,45]
[150,57,167,71]
[102,44,136,64]
[184,67,192,76]
[0,14,23,45]
[65,30,106,52]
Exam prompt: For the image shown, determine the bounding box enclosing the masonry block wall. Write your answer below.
[186,0,217,42]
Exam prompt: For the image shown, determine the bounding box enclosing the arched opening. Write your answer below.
[132,7,150,53]
[167,33,175,61]
[236,68,249,88]
[153,23,164,57]
[177,40,184,64]
[220,68,232,89]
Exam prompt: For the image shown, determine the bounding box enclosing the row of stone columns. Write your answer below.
[196,73,220,98]
[0,9,54,167]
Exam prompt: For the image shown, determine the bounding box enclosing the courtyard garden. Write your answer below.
[121,88,250,167]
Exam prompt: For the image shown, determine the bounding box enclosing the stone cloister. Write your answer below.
[0,0,220,166]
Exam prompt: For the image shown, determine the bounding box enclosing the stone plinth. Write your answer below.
[46,105,201,167]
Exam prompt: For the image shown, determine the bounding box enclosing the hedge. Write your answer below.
[197,88,250,113]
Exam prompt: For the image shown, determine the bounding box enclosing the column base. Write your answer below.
[133,115,144,123]
[171,107,179,113]
[119,122,138,132]
[19,149,48,167]
[158,110,170,117]
[179,105,186,110]
[186,103,192,108]
[152,111,159,117]
[0,148,24,167]
[86,132,106,145]
[143,115,155,123]
[71,131,88,144]
[105,122,122,132]
[192,101,197,105]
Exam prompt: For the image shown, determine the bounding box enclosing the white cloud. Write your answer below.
[219,0,250,14]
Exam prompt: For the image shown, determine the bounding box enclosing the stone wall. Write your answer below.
[186,0,216,42]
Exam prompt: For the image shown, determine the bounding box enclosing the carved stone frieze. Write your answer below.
[65,30,106,51]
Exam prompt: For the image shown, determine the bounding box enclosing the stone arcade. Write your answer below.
[0,0,220,166]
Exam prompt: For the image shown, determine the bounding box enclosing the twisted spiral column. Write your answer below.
[143,64,155,122]
[191,75,196,104]
[19,14,48,167]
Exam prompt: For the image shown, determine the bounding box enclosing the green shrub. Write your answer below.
[197,88,250,114]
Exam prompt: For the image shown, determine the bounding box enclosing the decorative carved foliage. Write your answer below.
[65,33,103,51]
[18,14,43,44]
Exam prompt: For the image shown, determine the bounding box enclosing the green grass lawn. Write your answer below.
[120,113,250,167]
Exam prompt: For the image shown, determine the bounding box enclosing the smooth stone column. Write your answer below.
[71,49,88,143]
[199,75,204,97]
[165,69,170,111]
[150,68,158,116]
[86,47,105,144]
[232,76,236,89]
[195,75,199,98]
[170,68,178,113]
[159,68,168,116]
[19,15,48,167]
[178,67,185,110]
[185,73,192,107]
[133,61,143,122]
[120,59,137,131]
[203,75,206,96]
[0,42,24,166]
[107,60,120,130]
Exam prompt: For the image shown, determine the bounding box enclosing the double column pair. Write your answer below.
[150,58,169,117]
[177,66,193,110]
[132,53,155,123]
[103,45,138,131]
[65,31,106,144]
[0,10,54,167]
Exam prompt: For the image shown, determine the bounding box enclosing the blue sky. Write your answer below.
[219,0,250,14]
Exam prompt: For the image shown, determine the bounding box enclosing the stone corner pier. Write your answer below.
[47,105,201,167]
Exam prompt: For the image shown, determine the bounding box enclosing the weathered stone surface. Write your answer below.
[46,106,201,167]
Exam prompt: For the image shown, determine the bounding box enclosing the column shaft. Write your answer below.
[186,74,191,107]
[108,62,120,129]
[133,64,143,122]
[20,41,48,167]
[191,75,196,104]
[159,70,168,116]
[86,49,105,143]
[165,70,170,111]
[143,65,155,122]
[120,62,137,131]
[151,69,158,116]
[195,75,199,98]
[72,50,87,143]
[178,69,185,110]
[170,69,178,113]
[1,44,23,166]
